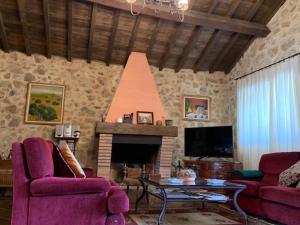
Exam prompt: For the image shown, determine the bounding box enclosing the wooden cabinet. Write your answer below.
[184,160,239,180]
[0,160,12,187]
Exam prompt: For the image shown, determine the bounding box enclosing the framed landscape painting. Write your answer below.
[25,83,65,124]
[183,96,211,121]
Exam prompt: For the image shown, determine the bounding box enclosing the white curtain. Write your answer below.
[237,55,300,169]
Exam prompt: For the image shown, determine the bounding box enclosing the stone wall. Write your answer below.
[0,50,232,168]
[229,0,300,78]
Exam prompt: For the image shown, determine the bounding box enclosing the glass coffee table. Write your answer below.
[135,178,247,225]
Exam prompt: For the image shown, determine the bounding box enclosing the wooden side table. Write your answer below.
[0,160,12,188]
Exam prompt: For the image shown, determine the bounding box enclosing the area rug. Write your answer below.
[129,212,240,225]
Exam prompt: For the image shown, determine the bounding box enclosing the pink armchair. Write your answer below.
[11,137,129,225]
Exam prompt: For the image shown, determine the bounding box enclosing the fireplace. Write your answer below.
[95,122,178,179]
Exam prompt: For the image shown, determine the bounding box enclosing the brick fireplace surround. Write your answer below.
[95,122,178,178]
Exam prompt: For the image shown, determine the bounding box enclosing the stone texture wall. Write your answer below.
[229,0,300,78]
[0,50,232,168]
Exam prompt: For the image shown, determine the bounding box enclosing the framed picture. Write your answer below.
[25,83,65,124]
[137,111,154,125]
[183,96,211,121]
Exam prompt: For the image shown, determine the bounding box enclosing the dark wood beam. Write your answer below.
[81,0,270,37]
[159,23,181,71]
[146,19,161,59]
[67,0,73,61]
[42,0,51,58]
[210,0,264,72]
[174,0,219,72]
[106,10,120,66]
[87,3,97,63]
[0,11,9,52]
[17,0,31,56]
[193,0,241,72]
[124,15,142,66]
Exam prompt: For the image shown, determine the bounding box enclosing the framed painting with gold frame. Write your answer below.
[182,96,211,121]
[25,83,65,124]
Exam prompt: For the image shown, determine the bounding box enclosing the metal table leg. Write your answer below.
[233,188,248,225]
[158,187,168,225]
[135,179,146,211]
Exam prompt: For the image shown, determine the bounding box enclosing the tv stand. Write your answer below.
[184,159,241,180]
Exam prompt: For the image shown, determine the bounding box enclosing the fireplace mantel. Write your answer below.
[95,122,178,137]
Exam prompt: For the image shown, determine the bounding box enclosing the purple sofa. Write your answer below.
[11,137,129,225]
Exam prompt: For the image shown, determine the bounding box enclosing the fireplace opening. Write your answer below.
[111,134,162,164]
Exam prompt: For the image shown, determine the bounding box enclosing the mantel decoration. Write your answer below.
[137,111,154,125]
[183,95,211,121]
[25,83,65,124]
[126,0,189,22]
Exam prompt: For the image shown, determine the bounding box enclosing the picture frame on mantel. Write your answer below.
[25,83,65,124]
[136,111,154,125]
[183,95,211,121]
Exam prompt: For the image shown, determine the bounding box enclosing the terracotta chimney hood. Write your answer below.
[105,52,166,124]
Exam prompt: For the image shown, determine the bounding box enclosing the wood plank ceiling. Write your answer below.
[0,0,285,73]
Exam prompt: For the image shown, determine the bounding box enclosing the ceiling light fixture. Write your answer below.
[126,0,189,22]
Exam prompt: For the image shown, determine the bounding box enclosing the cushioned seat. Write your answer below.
[30,177,111,196]
[231,180,261,197]
[259,186,300,209]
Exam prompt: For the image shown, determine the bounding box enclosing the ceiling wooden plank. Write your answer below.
[0,11,9,52]
[146,19,161,59]
[225,36,255,74]
[42,0,51,58]
[193,0,241,72]
[81,0,270,37]
[124,15,142,66]
[67,0,73,61]
[159,23,181,71]
[175,0,219,72]
[17,0,31,56]
[106,10,120,66]
[87,3,97,63]
[210,0,264,72]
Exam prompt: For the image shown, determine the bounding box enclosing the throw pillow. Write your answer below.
[52,142,76,178]
[279,160,300,186]
[59,143,86,178]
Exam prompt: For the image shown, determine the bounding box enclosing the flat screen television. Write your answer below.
[185,126,233,158]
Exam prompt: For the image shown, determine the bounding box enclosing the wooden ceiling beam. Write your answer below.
[210,0,264,72]
[124,15,142,66]
[87,3,97,63]
[17,0,31,56]
[0,11,9,52]
[159,23,181,71]
[67,0,73,61]
[106,10,120,66]
[42,0,51,58]
[146,19,161,59]
[81,0,270,37]
[174,0,219,72]
[193,0,241,72]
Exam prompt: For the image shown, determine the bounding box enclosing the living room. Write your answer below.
[0,0,299,225]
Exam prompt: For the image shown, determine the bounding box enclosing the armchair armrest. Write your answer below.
[30,177,111,196]
[107,186,129,214]
[232,170,264,180]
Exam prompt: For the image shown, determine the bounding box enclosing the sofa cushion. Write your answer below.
[30,177,111,196]
[52,143,76,178]
[59,144,86,178]
[279,160,300,186]
[23,137,54,179]
[259,186,300,209]
[231,180,261,197]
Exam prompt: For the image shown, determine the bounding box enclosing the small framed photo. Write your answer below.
[183,96,211,121]
[137,111,154,125]
[25,83,65,124]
